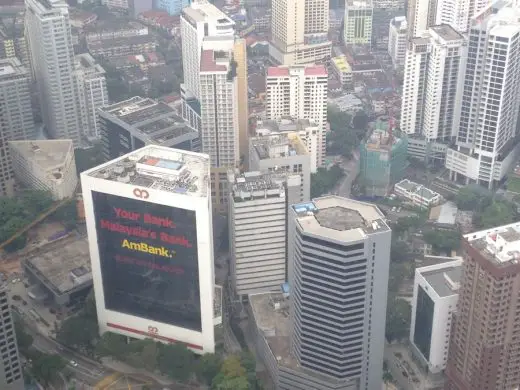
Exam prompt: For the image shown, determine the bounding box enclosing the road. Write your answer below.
[336,155,360,197]
[384,346,412,390]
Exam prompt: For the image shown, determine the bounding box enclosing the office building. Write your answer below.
[157,0,189,15]
[401,25,464,142]
[74,53,109,139]
[344,0,373,46]
[249,133,311,203]
[289,196,391,390]
[269,0,331,65]
[445,222,520,389]
[25,0,82,146]
[9,140,78,200]
[0,283,23,390]
[410,259,462,375]
[265,65,327,168]
[446,1,520,189]
[81,145,216,354]
[228,171,301,298]
[97,97,200,162]
[388,16,407,68]
[0,58,34,196]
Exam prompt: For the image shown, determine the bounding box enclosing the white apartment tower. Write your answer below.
[269,0,331,65]
[0,283,23,390]
[344,0,374,46]
[401,24,464,141]
[446,1,520,189]
[25,0,82,146]
[265,65,328,168]
[289,197,392,390]
[0,58,35,196]
[388,16,408,68]
[228,171,301,298]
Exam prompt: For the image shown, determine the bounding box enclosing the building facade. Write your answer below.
[269,0,331,65]
[445,222,520,389]
[344,0,374,46]
[0,58,35,196]
[157,0,189,16]
[0,283,23,390]
[25,0,82,146]
[394,179,442,207]
[388,16,407,68]
[265,65,327,168]
[289,197,391,390]
[81,145,216,354]
[410,259,462,375]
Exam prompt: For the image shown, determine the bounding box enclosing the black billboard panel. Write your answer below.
[92,191,201,331]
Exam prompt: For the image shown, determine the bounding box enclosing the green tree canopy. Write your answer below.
[455,185,492,211]
[476,200,516,229]
[423,230,460,254]
[310,166,344,198]
[196,353,222,385]
[30,352,66,386]
[14,319,33,352]
[57,314,98,351]
[95,332,128,360]
[157,343,195,382]
[385,298,411,343]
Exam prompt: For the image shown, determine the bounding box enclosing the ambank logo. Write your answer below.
[133,188,149,199]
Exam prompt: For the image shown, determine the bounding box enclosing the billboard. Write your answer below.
[92,191,201,332]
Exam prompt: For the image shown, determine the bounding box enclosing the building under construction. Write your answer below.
[359,121,407,196]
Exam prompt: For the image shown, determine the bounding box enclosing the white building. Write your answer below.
[331,55,353,87]
[9,140,78,200]
[0,283,23,390]
[401,25,465,142]
[410,259,462,374]
[447,1,520,189]
[81,145,216,354]
[249,133,311,203]
[373,0,405,8]
[25,0,82,146]
[388,16,407,69]
[75,54,109,139]
[228,171,301,298]
[269,0,331,65]
[0,58,35,196]
[265,65,327,168]
[394,179,442,207]
[289,197,391,390]
[344,0,373,46]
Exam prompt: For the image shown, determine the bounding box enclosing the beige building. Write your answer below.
[269,0,331,65]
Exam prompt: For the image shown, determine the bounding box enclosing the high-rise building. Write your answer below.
[401,25,465,142]
[445,222,520,389]
[406,0,438,37]
[410,259,462,376]
[25,0,82,146]
[81,145,216,354]
[0,57,34,196]
[446,1,520,189]
[228,170,301,298]
[233,38,250,168]
[249,133,311,203]
[0,283,23,390]
[74,53,109,139]
[97,97,200,162]
[265,65,327,168]
[388,16,408,68]
[288,196,391,390]
[344,0,373,46]
[157,0,189,16]
[269,0,331,65]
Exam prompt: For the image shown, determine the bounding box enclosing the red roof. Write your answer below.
[267,67,290,77]
[200,50,227,72]
[304,65,327,76]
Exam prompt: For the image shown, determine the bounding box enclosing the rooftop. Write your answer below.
[87,34,154,49]
[332,55,352,73]
[251,133,308,160]
[346,0,372,8]
[364,127,401,151]
[84,145,210,197]
[75,53,105,75]
[267,65,327,77]
[429,201,458,225]
[9,140,74,182]
[419,260,462,298]
[24,236,92,295]
[395,179,440,201]
[200,49,229,72]
[182,0,234,26]
[0,57,27,81]
[292,196,389,242]
[255,118,316,135]
[465,223,520,267]
[430,24,464,41]
[391,16,407,30]
[231,170,292,201]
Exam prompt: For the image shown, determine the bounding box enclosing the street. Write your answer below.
[335,154,360,197]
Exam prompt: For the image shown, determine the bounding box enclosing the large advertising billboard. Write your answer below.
[92,191,201,332]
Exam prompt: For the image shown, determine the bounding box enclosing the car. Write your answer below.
[69,360,78,367]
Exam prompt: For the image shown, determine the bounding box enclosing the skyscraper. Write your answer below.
[400,25,465,141]
[289,196,391,390]
[265,65,328,169]
[0,57,34,196]
[344,0,374,46]
[388,16,408,68]
[269,0,331,65]
[0,283,23,390]
[25,0,82,146]
[446,1,520,189]
[445,222,520,389]
[157,0,190,15]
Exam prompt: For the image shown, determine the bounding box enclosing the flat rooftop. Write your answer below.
[292,196,389,243]
[231,171,290,200]
[255,118,315,134]
[430,24,463,41]
[395,179,439,201]
[365,128,401,151]
[87,34,154,49]
[24,236,92,295]
[251,133,308,160]
[346,0,372,8]
[182,0,234,25]
[419,262,462,298]
[84,145,210,197]
[0,57,27,80]
[465,223,520,267]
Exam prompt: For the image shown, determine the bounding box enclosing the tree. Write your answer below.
[84,289,97,320]
[95,332,128,360]
[126,339,159,372]
[476,200,516,229]
[1,216,28,252]
[390,240,410,263]
[212,375,250,390]
[455,185,492,211]
[20,190,53,216]
[212,356,249,390]
[30,352,66,386]
[57,314,98,351]
[51,199,78,230]
[385,298,411,342]
[196,353,222,385]
[14,319,33,352]
[157,343,195,382]
[310,166,344,198]
[423,230,460,254]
